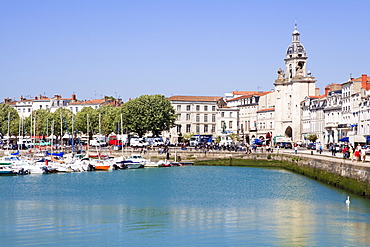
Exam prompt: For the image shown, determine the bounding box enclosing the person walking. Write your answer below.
[354,148,361,162]
[362,146,367,162]
[350,148,355,161]
[331,144,336,156]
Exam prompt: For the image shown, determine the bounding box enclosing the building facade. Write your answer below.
[167,96,226,143]
[273,25,317,141]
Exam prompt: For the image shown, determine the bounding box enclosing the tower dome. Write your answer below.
[286,24,306,56]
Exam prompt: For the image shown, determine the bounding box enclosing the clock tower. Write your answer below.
[274,24,317,142]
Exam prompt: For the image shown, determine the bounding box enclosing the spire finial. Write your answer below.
[294,20,298,30]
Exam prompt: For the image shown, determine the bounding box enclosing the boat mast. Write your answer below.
[7,112,10,151]
[87,114,89,154]
[51,120,54,151]
[121,114,123,157]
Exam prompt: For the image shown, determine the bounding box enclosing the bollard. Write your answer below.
[311,150,313,155]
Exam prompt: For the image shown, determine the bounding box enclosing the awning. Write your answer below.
[349,124,358,127]
[339,137,349,142]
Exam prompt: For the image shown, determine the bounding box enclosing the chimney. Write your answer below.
[315,87,320,96]
[72,94,76,101]
[325,86,330,96]
[362,74,367,89]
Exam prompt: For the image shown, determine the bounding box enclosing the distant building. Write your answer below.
[67,96,122,114]
[7,94,77,118]
[273,24,317,142]
[167,95,226,143]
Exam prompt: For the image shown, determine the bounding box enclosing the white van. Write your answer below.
[130,138,149,147]
[89,139,107,147]
[17,139,33,149]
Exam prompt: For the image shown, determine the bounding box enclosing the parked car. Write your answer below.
[275,142,293,149]
[307,143,316,150]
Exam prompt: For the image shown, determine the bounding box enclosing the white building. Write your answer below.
[273,24,317,142]
[167,95,226,143]
[10,94,77,118]
[67,96,122,114]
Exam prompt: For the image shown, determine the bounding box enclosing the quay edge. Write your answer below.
[194,153,370,198]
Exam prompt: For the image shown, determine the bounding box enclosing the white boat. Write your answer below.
[144,162,160,168]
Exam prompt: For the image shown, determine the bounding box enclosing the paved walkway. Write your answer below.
[277,148,370,168]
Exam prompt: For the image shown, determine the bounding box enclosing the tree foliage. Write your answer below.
[0,104,19,136]
[97,105,120,135]
[75,107,99,135]
[51,108,73,136]
[1,94,176,139]
[33,109,54,136]
[228,133,240,141]
[121,95,176,137]
[306,133,318,143]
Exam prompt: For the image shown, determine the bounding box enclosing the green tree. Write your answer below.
[0,104,19,136]
[33,109,54,136]
[97,105,120,135]
[75,107,99,135]
[182,133,194,144]
[121,95,176,137]
[51,108,73,137]
[306,133,318,143]
[228,133,240,142]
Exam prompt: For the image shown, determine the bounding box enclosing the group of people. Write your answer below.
[339,144,367,162]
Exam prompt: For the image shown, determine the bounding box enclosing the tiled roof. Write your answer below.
[168,95,223,102]
[69,99,106,105]
[257,108,275,113]
[232,91,260,95]
[353,76,370,82]
[226,91,272,102]
[309,94,326,99]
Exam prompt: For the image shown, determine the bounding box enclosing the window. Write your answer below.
[177,125,182,133]
[196,124,200,133]
[39,105,42,109]
[212,114,216,122]
[211,125,215,133]
[76,107,79,112]
[196,105,200,111]
[186,114,190,121]
[229,112,232,117]
[204,106,208,111]
[229,121,233,129]
[204,114,208,122]
[186,105,191,111]
[212,106,216,111]
[177,114,181,120]
[177,105,181,111]
[196,114,200,122]
[186,124,191,132]
[204,124,208,133]
[221,112,225,117]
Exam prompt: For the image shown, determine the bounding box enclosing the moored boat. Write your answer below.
[126,162,144,169]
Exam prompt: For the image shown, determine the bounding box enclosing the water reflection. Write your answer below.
[1,167,370,246]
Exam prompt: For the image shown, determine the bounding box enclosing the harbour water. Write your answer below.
[1,166,370,246]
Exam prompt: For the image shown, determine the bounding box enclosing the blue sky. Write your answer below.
[1,0,369,102]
